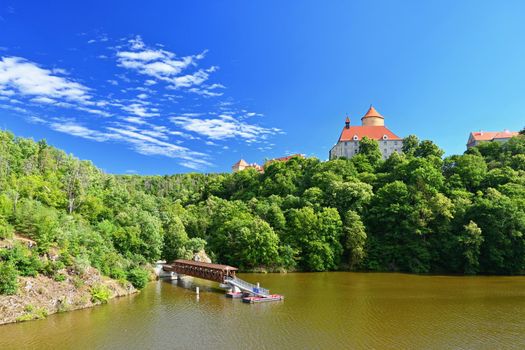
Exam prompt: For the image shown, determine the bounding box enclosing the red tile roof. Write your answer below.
[470,130,519,141]
[271,154,303,162]
[361,106,384,120]
[339,126,402,141]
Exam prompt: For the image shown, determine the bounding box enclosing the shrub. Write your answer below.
[0,261,18,295]
[0,217,13,239]
[53,272,67,282]
[90,284,111,304]
[16,305,48,322]
[72,255,90,275]
[72,276,84,289]
[42,260,65,277]
[109,267,127,280]
[126,267,149,289]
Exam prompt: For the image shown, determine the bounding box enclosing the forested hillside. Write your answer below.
[1,130,525,295]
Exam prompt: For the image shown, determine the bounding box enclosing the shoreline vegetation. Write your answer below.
[0,129,524,324]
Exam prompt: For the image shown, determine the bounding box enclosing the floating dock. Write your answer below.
[242,294,285,304]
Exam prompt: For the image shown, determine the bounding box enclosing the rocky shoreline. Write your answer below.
[0,267,137,325]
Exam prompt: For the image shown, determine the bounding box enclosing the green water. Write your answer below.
[1,272,525,349]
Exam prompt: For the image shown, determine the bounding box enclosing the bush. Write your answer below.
[0,261,19,295]
[90,284,111,304]
[0,217,13,239]
[16,305,48,322]
[53,272,67,282]
[109,267,127,280]
[0,243,42,277]
[126,267,149,289]
[42,260,65,277]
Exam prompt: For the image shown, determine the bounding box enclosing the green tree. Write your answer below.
[415,140,444,158]
[0,261,18,295]
[458,221,483,274]
[402,135,420,155]
[343,210,367,269]
[359,137,382,165]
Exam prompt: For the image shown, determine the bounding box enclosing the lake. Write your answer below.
[1,272,525,349]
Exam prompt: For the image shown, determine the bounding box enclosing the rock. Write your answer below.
[193,250,212,263]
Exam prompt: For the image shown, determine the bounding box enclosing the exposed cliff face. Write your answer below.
[0,267,137,325]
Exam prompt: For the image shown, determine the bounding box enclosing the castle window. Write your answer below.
[382,135,388,140]
[353,135,358,141]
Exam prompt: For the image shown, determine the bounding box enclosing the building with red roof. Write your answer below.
[231,159,263,173]
[329,106,403,160]
[466,130,519,149]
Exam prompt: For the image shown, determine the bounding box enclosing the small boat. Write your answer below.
[242,294,284,303]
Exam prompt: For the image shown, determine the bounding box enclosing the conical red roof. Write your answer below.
[361,105,384,119]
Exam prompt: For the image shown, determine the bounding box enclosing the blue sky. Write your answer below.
[0,1,524,174]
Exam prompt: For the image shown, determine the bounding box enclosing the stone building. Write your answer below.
[329,106,403,160]
[466,130,519,149]
[231,159,263,173]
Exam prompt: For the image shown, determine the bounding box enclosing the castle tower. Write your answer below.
[361,105,385,126]
[329,105,403,160]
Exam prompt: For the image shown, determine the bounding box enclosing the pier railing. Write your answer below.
[224,276,270,296]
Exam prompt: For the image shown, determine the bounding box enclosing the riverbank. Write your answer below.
[0,267,137,325]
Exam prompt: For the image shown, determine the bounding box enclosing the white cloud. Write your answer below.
[37,116,211,166]
[122,103,159,117]
[121,116,147,124]
[189,87,223,97]
[30,96,56,104]
[170,114,281,141]
[49,121,109,142]
[116,38,216,91]
[0,56,92,104]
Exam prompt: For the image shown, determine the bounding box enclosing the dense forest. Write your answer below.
[1,129,525,295]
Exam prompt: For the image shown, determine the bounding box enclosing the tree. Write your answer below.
[414,140,444,158]
[359,137,382,165]
[458,221,483,274]
[343,210,367,269]
[466,189,525,274]
[162,215,189,262]
[215,213,280,270]
[285,207,342,271]
[444,154,487,191]
[402,134,420,155]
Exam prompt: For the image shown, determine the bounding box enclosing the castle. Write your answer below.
[232,154,304,173]
[329,106,403,160]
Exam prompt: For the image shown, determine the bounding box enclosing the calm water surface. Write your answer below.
[1,272,525,349]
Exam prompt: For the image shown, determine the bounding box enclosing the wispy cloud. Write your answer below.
[31,116,211,170]
[116,35,216,92]
[0,35,282,171]
[170,114,282,141]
